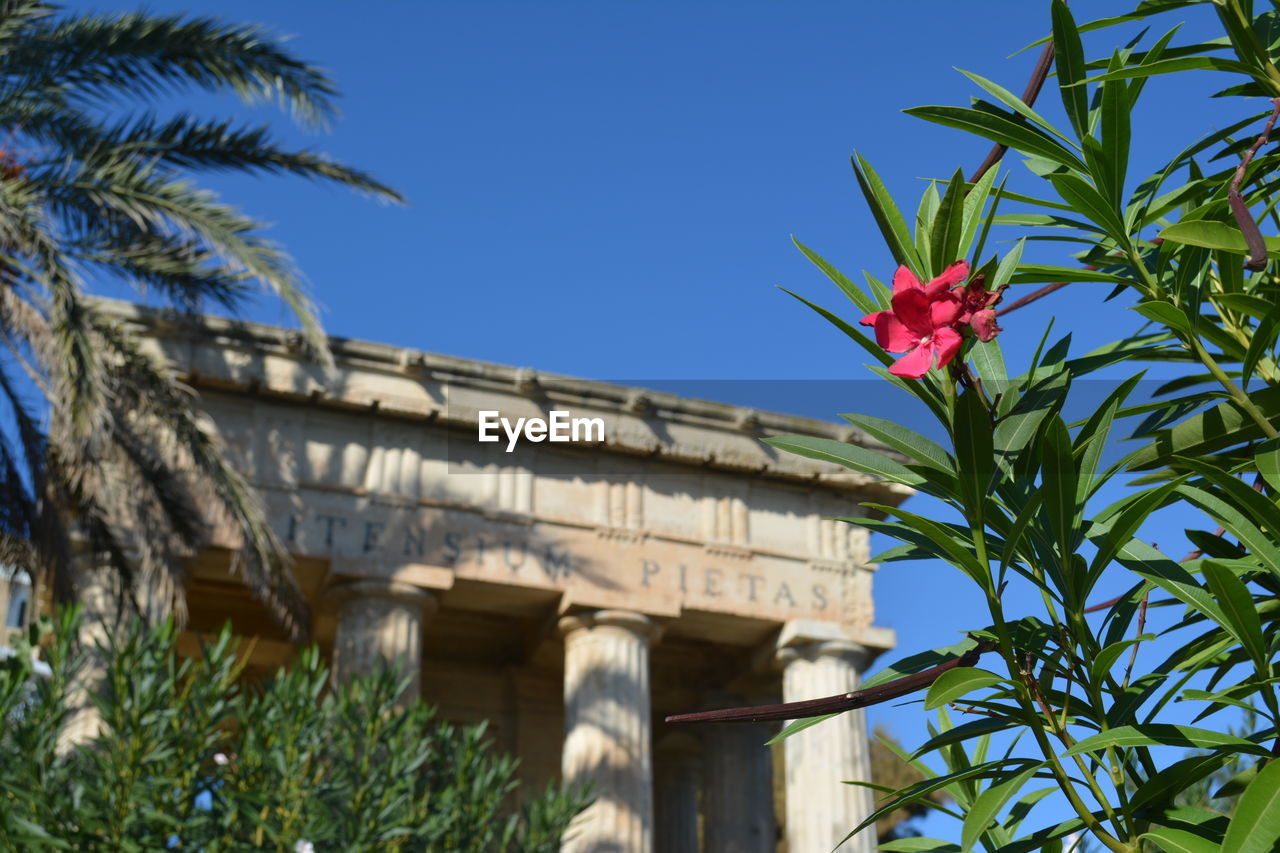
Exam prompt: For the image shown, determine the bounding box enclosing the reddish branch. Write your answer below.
[970,41,1057,184]
[996,280,1070,316]
[665,641,997,725]
[1231,97,1280,272]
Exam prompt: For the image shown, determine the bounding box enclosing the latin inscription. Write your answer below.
[282,512,830,613]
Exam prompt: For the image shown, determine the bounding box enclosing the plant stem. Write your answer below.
[1192,337,1280,439]
[973,519,1132,852]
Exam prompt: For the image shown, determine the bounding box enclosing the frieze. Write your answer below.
[271,494,863,627]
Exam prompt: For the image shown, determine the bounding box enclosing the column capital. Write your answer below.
[326,578,438,616]
[767,618,870,671]
[558,608,662,644]
[776,638,870,670]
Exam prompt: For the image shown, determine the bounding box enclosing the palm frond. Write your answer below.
[0,3,398,639]
[7,11,338,128]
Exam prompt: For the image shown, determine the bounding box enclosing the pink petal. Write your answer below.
[971,309,1003,342]
[890,288,934,336]
[933,326,964,369]
[892,265,922,294]
[860,310,887,328]
[888,344,934,378]
[874,312,916,352]
[929,294,962,329]
[925,260,970,297]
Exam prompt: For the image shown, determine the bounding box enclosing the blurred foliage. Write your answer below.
[871,725,954,842]
[0,613,587,851]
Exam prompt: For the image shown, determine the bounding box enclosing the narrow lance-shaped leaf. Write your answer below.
[931,167,967,272]
[792,237,882,316]
[1201,561,1267,667]
[1221,756,1280,853]
[1051,0,1091,140]
[852,152,922,275]
[904,105,1089,173]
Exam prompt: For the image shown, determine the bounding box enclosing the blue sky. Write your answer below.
[118,0,1257,841]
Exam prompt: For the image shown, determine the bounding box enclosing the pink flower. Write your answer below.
[893,260,970,298]
[955,274,1006,343]
[860,262,968,379]
[858,260,1009,377]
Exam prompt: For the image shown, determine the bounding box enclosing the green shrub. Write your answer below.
[0,614,587,852]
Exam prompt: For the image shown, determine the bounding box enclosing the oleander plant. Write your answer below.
[680,2,1280,851]
[0,614,587,851]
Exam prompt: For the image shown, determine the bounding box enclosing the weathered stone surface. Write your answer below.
[559,610,659,853]
[777,638,876,853]
[328,579,436,706]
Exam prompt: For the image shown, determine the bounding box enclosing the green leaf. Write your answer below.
[916,181,940,274]
[1222,757,1280,853]
[1090,634,1156,683]
[1039,416,1080,574]
[970,339,1007,383]
[1115,539,1229,627]
[1130,753,1235,812]
[931,167,968,273]
[1140,827,1224,853]
[837,759,1040,845]
[860,507,990,584]
[955,68,1074,145]
[764,434,923,487]
[1064,724,1271,757]
[910,717,1019,760]
[905,105,1088,172]
[779,288,894,367]
[1132,301,1193,336]
[1214,293,1274,320]
[962,762,1047,853]
[990,239,1025,292]
[764,712,839,746]
[1174,470,1280,582]
[1242,305,1280,387]
[1008,264,1134,284]
[878,840,960,853]
[862,639,985,691]
[1127,385,1280,470]
[1201,560,1267,667]
[954,388,995,521]
[1083,55,1254,83]
[1049,172,1128,239]
[1159,220,1280,257]
[1098,53,1131,205]
[923,667,1005,710]
[792,238,881,315]
[852,152,922,274]
[841,414,955,474]
[1257,437,1280,492]
[1051,0,1090,140]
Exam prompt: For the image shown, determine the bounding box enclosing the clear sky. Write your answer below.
[118,0,1252,841]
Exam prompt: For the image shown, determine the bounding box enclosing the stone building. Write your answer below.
[5,299,910,852]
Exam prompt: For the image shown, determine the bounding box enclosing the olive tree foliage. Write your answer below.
[0,616,587,852]
[762,1,1280,851]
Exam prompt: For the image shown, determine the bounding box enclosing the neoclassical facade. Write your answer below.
[68,300,911,852]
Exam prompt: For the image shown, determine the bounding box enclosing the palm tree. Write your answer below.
[0,1,402,639]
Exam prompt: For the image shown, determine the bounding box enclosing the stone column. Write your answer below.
[330,579,436,707]
[60,555,173,750]
[654,733,701,853]
[703,711,778,853]
[777,639,874,853]
[59,566,125,749]
[559,609,659,853]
